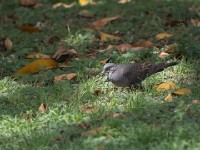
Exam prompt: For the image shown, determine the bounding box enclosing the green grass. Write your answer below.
[0,0,200,149]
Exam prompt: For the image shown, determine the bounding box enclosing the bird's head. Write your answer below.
[102,63,117,75]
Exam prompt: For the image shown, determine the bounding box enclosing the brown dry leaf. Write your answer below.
[109,113,128,119]
[54,73,77,83]
[17,25,40,33]
[20,0,38,7]
[165,93,173,101]
[192,100,200,104]
[38,103,47,113]
[99,32,121,42]
[116,43,133,52]
[191,19,200,27]
[79,123,92,129]
[79,9,93,18]
[81,127,104,137]
[25,53,50,59]
[80,106,98,114]
[4,38,13,50]
[99,58,110,64]
[159,52,170,59]
[15,58,58,75]
[155,33,173,40]
[156,81,178,91]
[132,39,154,48]
[92,16,120,30]
[52,2,75,9]
[164,46,176,53]
[173,88,192,95]
[52,48,78,60]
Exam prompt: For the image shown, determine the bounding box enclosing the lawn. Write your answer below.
[0,0,200,149]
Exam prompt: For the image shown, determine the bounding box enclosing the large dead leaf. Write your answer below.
[99,32,120,42]
[52,2,75,9]
[92,16,120,30]
[38,103,47,113]
[165,93,173,101]
[156,81,178,91]
[81,127,104,137]
[155,33,173,40]
[54,73,77,83]
[15,58,58,75]
[17,25,40,33]
[4,38,12,50]
[173,88,192,95]
[25,53,50,59]
[80,106,98,114]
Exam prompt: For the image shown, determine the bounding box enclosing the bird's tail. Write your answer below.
[154,62,178,73]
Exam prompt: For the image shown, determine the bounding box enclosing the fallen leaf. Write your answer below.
[109,113,128,119]
[38,103,47,113]
[116,43,133,52]
[173,88,192,95]
[25,53,50,59]
[52,48,77,62]
[17,25,40,33]
[192,100,200,104]
[54,73,77,83]
[118,0,131,4]
[155,33,173,40]
[15,58,58,75]
[165,93,173,101]
[79,123,92,129]
[159,52,169,59]
[79,9,93,18]
[191,19,200,27]
[132,39,154,48]
[164,45,176,53]
[92,16,120,30]
[52,2,75,9]
[99,32,120,42]
[81,127,104,137]
[80,106,98,114]
[79,0,90,6]
[20,0,38,7]
[99,58,110,64]
[156,81,178,91]
[4,38,12,50]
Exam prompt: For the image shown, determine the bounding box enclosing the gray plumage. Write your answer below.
[102,62,178,88]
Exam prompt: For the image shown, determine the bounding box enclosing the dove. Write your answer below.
[102,62,178,88]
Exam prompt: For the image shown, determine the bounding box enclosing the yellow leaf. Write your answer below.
[155,33,173,40]
[156,81,178,91]
[54,73,77,83]
[81,127,104,137]
[25,53,50,59]
[99,58,110,64]
[173,88,192,95]
[4,38,13,50]
[79,0,89,6]
[165,93,173,101]
[99,32,120,42]
[15,58,58,75]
